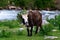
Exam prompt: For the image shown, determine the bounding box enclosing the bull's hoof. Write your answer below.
[35,33,37,34]
[28,35,32,37]
[29,35,32,36]
[27,35,30,36]
[27,35,32,37]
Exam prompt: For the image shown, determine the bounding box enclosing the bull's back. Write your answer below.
[28,11,42,26]
[33,12,42,25]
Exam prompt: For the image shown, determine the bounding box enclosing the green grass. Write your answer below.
[0,20,20,28]
[0,27,59,40]
[0,35,44,40]
[0,27,44,40]
[0,20,60,40]
[0,31,60,40]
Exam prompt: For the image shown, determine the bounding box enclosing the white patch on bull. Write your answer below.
[22,14,28,23]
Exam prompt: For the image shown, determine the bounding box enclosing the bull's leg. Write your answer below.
[27,27,30,36]
[30,27,33,36]
[38,27,40,32]
[40,24,44,32]
[35,26,38,34]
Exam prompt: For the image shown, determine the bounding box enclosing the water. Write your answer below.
[0,10,60,20]
[0,10,20,20]
[40,10,60,20]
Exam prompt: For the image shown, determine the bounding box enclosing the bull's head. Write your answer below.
[17,14,29,26]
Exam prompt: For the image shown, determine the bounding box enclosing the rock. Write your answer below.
[52,29,57,32]
[19,28,24,31]
[44,36,58,39]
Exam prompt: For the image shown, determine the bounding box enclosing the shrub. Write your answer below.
[16,30,24,35]
[46,15,60,30]
[39,24,54,36]
[0,20,20,28]
[0,29,11,37]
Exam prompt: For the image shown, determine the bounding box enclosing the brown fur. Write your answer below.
[18,10,44,36]
[27,10,43,36]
